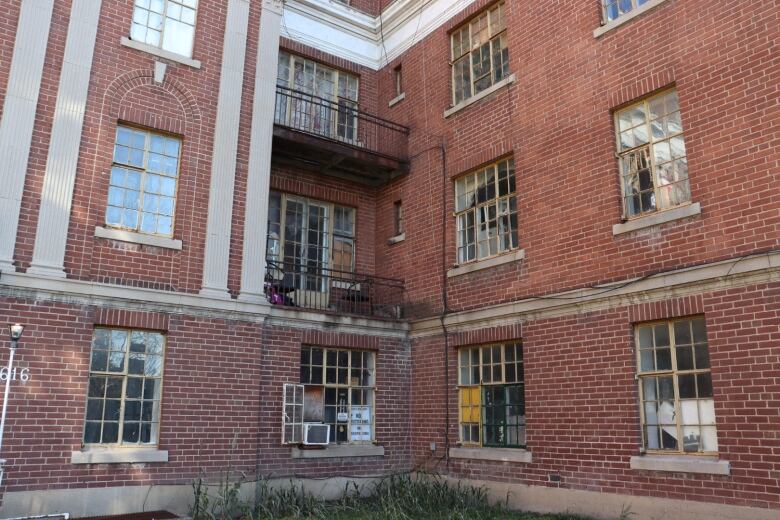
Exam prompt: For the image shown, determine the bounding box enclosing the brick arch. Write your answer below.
[64,67,207,291]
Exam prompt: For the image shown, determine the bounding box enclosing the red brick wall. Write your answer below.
[411,282,780,510]
[374,0,780,317]
[0,0,21,119]
[0,298,409,491]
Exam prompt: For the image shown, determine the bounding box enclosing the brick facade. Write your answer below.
[0,0,778,517]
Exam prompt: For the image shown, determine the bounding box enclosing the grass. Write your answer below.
[190,472,599,520]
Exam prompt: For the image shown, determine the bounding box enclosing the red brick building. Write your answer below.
[0,0,778,518]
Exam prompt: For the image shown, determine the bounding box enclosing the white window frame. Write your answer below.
[602,0,652,23]
[635,317,719,455]
[450,2,509,106]
[454,157,518,265]
[106,125,181,238]
[614,89,690,220]
[298,347,376,445]
[130,0,199,58]
[83,328,166,447]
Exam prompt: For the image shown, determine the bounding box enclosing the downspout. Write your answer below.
[438,143,451,469]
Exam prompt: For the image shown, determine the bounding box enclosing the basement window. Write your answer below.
[297,347,376,445]
[615,89,691,219]
[458,342,525,448]
[450,2,509,105]
[635,317,719,454]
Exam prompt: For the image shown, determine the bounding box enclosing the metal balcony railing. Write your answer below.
[274,85,410,163]
[265,260,405,319]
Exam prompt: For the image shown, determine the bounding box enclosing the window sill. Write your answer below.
[388,92,406,107]
[95,226,183,251]
[594,0,671,38]
[387,233,405,245]
[444,74,516,119]
[630,455,730,475]
[120,37,202,69]
[448,249,525,278]
[71,448,168,465]
[449,447,532,464]
[612,203,701,236]
[290,444,384,459]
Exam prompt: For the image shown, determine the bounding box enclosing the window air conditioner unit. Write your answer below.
[303,423,330,446]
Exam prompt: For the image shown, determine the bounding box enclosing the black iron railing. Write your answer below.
[274,85,410,162]
[265,260,405,319]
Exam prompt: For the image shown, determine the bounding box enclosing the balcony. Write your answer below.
[272,86,410,186]
[265,261,405,319]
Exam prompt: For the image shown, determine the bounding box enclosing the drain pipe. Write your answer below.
[437,143,451,469]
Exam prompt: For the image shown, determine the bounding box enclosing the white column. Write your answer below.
[238,0,284,303]
[27,0,104,278]
[0,0,56,272]
[199,0,251,298]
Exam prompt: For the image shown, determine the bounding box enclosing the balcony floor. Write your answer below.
[272,125,410,187]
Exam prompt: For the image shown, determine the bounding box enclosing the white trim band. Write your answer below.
[449,447,532,463]
[71,448,169,465]
[444,74,516,118]
[629,455,730,475]
[613,203,701,236]
[291,445,385,458]
[448,249,525,278]
[95,226,183,250]
[120,37,202,68]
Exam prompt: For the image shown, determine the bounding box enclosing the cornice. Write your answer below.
[281,0,478,70]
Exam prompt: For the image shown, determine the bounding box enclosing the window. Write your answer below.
[394,65,403,97]
[130,0,198,58]
[458,343,525,448]
[299,347,375,444]
[615,89,689,219]
[84,328,165,446]
[276,51,360,143]
[602,0,653,23]
[393,200,404,236]
[636,317,718,454]
[266,192,356,277]
[455,158,518,264]
[451,2,509,105]
[107,126,180,237]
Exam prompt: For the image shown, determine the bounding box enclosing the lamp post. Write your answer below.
[0,324,24,487]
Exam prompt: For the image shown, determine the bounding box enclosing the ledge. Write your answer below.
[71,448,168,465]
[448,249,525,278]
[387,233,405,245]
[630,455,730,475]
[612,203,701,236]
[290,444,385,459]
[449,447,532,463]
[388,92,406,107]
[444,74,516,118]
[594,0,671,38]
[120,37,202,69]
[95,226,183,251]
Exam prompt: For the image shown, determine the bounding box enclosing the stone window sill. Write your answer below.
[448,249,525,278]
[71,448,168,464]
[444,74,516,118]
[290,444,384,459]
[594,0,671,38]
[387,233,405,245]
[389,92,406,107]
[612,203,701,236]
[630,455,730,475]
[95,226,183,251]
[449,447,532,463]
[120,37,202,69]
